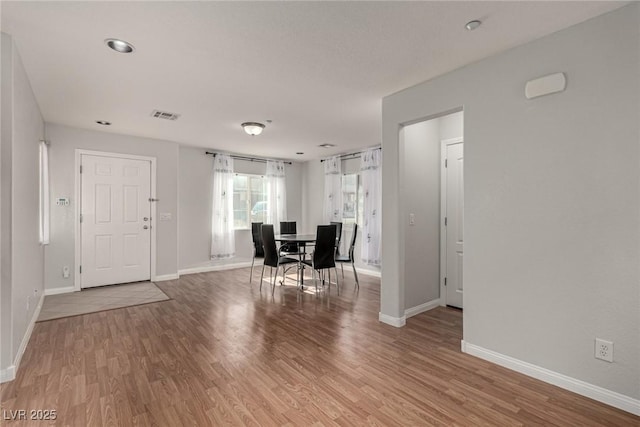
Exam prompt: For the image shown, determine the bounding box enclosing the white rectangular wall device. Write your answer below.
[525,72,566,99]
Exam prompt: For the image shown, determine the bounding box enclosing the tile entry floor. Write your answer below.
[37,281,169,321]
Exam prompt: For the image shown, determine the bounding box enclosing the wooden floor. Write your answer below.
[1,268,638,426]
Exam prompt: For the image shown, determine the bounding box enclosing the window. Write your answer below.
[233,173,267,229]
[342,173,359,225]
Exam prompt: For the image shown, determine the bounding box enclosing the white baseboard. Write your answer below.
[356,267,381,278]
[1,293,44,384]
[378,312,406,327]
[0,365,15,383]
[178,261,253,276]
[44,285,75,296]
[461,341,640,416]
[405,298,441,318]
[153,273,180,282]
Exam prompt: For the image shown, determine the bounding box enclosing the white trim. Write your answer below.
[154,274,179,282]
[405,298,441,318]
[462,341,640,416]
[440,137,463,307]
[0,366,16,383]
[378,312,406,327]
[44,286,76,296]
[178,261,253,276]
[1,294,45,383]
[75,149,157,289]
[355,267,381,278]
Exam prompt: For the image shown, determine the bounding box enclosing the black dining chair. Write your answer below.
[249,222,264,283]
[302,224,339,295]
[260,224,299,295]
[335,223,359,288]
[279,221,302,256]
[330,221,343,256]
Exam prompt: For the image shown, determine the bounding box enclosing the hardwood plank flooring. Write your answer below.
[1,269,638,426]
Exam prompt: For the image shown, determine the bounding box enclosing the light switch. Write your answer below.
[409,213,415,226]
[159,212,172,221]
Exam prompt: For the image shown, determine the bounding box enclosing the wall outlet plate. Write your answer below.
[595,338,614,362]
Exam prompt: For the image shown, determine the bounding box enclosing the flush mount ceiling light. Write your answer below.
[318,143,336,148]
[95,120,111,126]
[465,20,482,31]
[241,122,265,136]
[104,38,135,53]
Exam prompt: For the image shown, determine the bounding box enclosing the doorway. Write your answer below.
[401,110,463,315]
[75,150,156,289]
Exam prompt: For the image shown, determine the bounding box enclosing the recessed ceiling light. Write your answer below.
[465,20,482,31]
[318,143,336,148]
[95,120,111,126]
[105,38,135,53]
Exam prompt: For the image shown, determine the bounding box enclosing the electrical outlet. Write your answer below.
[63,266,70,279]
[595,338,614,362]
[409,213,415,226]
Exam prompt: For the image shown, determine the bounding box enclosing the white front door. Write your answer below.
[445,142,464,308]
[81,154,151,288]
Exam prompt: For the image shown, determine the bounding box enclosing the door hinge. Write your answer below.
[79,265,82,274]
[80,165,83,174]
[445,159,448,168]
[444,217,447,226]
[444,277,447,286]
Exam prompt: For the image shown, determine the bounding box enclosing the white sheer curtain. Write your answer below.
[360,148,381,265]
[266,160,287,234]
[211,154,235,259]
[323,155,342,223]
[39,141,50,245]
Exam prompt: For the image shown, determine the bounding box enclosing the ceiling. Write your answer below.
[1,1,627,161]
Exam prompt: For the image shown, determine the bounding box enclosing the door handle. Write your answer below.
[143,225,149,230]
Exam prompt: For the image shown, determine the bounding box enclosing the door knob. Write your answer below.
[143,225,149,229]
[143,217,149,221]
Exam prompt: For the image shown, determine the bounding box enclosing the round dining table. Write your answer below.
[274,234,316,287]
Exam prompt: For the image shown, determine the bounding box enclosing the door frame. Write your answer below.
[74,149,158,291]
[440,137,463,306]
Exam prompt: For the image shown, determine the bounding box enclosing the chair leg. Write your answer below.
[313,268,318,296]
[272,266,279,295]
[250,256,255,283]
[352,260,359,288]
[335,267,340,295]
[341,263,344,278]
[260,264,265,291]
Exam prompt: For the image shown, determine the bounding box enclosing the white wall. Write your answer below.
[44,123,179,290]
[0,33,46,380]
[178,145,303,271]
[382,4,639,403]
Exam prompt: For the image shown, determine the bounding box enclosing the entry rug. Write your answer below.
[37,281,170,321]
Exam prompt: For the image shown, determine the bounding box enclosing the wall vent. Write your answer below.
[150,110,180,121]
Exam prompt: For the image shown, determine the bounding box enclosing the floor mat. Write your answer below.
[37,281,170,321]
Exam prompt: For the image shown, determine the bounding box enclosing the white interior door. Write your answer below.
[81,154,151,288]
[445,142,464,308]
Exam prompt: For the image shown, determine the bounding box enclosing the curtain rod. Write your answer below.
[320,146,381,162]
[205,152,292,165]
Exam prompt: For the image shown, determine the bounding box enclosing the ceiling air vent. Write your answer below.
[150,110,180,121]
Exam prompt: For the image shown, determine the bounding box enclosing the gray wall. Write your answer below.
[0,33,45,376]
[44,123,179,290]
[382,5,639,399]
[178,145,303,270]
